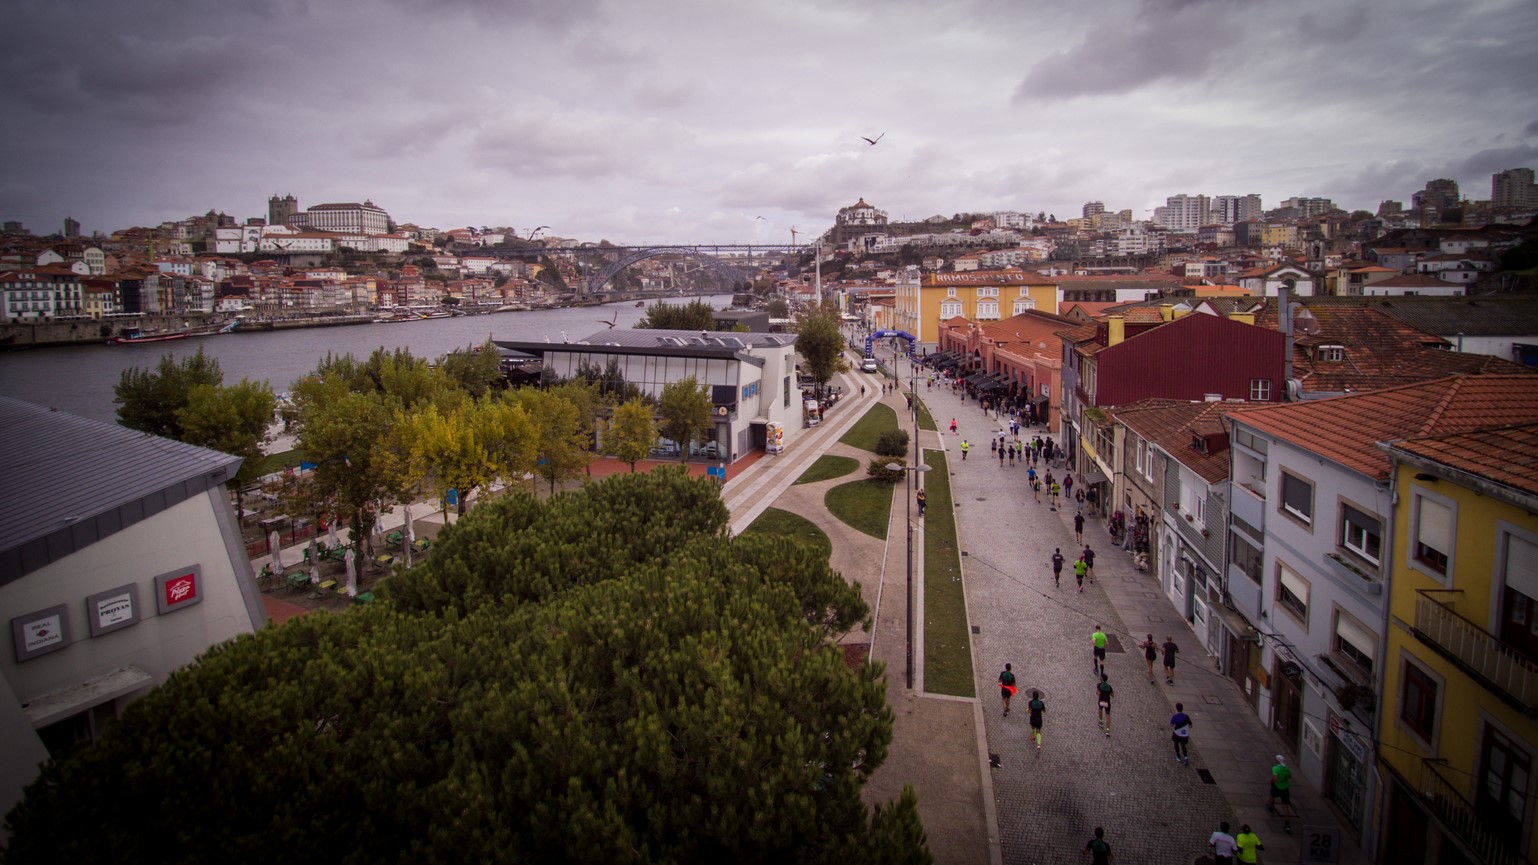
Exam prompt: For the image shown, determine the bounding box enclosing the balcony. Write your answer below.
[1229,480,1265,533]
[1416,758,1535,865]
[1414,590,1538,715]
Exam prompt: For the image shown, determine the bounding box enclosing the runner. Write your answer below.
[1171,702,1192,766]
[1267,754,1293,833]
[1083,827,1113,864]
[950,418,958,434]
[1235,825,1263,864]
[1049,480,1061,510]
[998,663,1017,717]
[1139,633,1158,682]
[1074,554,1088,593]
[1074,512,1085,545]
[1096,673,1113,736]
[916,488,927,517]
[1027,690,1046,752]
[1162,635,1180,684]
[1083,545,1096,582]
[1051,548,1065,588]
[1091,625,1108,674]
[960,439,969,460]
[1209,821,1238,865]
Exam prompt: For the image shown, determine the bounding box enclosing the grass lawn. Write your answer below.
[741,508,832,559]
[920,448,973,697]
[824,478,894,540]
[839,403,899,452]
[253,448,307,477]
[915,392,937,432]
[794,455,860,485]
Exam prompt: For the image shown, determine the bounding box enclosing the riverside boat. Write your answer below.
[108,329,192,344]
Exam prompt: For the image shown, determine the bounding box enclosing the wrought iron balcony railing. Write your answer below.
[1417,757,1534,865]
[1414,589,1538,715]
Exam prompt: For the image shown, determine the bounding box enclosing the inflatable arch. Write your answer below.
[864,329,918,358]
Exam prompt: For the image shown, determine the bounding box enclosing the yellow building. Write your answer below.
[893,269,1058,345]
[1378,421,1538,865]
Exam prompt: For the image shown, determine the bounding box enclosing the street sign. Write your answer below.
[1301,825,1340,864]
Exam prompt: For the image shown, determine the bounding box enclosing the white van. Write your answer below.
[860,357,879,373]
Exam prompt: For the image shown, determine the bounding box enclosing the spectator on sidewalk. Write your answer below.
[1162,636,1180,684]
[916,488,926,517]
[1209,821,1238,865]
[1171,702,1193,766]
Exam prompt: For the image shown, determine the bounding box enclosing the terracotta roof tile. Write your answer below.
[1112,399,1241,483]
[1388,422,1538,497]
[1230,374,1538,479]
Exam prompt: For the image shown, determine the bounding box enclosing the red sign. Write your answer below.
[162,572,199,608]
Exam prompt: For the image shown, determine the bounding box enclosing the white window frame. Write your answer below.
[1250,378,1272,401]
[978,301,1000,319]
[977,286,998,298]
[1340,503,1382,567]
[1409,487,1455,584]
[1496,523,1538,633]
[1318,345,1344,362]
[940,301,963,319]
[1012,298,1036,314]
[1280,470,1313,526]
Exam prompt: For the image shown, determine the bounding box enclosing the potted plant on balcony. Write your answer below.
[1335,682,1376,714]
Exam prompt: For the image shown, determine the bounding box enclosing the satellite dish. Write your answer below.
[1293,308,1320,336]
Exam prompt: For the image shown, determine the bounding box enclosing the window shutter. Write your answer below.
[1335,614,1377,662]
[1506,534,1538,600]
[1279,564,1308,600]
[1417,497,1451,553]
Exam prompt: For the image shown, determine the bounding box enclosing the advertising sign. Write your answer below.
[86,583,141,637]
[11,604,71,662]
[154,565,204,614]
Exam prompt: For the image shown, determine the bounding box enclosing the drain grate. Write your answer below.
[1196,768,1216,785]
[989,752,1001,768]
[1202,694,1223,705]
[971,625,980,634]
[1147,615,1164,623]
[1104,634,1127,654]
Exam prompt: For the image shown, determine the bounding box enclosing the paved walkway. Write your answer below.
[942,390,1370,865]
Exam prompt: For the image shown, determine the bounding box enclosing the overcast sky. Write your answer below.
[4,0,1536,244]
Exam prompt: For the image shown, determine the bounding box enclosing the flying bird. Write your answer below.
[861,133,885,146]
[596,310,618,329]
[756,216,765,220]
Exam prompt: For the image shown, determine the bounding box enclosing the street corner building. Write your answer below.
[0,396,265,823]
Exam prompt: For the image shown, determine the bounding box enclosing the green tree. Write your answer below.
[657,376,713,462]
[113,347,223,438]
[392,401,492,518]
[795,304,844,398]
[177,379,277,488]
[6,471,929,864]
[608,398,657,471]
[766,298,790,319]
[509,387,593,493]
[636,299,716,331]
[437,340,504,399]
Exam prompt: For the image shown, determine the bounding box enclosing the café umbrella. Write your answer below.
[344,548,357,597]
[401,503,414,569]
[269,530,284,572]
[307,536,320,586]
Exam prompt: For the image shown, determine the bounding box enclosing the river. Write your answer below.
[0,296,734,424]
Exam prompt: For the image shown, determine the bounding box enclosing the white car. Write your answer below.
[860,357,879,373]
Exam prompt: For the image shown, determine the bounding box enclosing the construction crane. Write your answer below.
[789,226,798,247]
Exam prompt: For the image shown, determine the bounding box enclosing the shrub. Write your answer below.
[868,457,905,483]
[874,429,910,458]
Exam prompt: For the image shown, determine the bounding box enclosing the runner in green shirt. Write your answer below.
[1074,556,1088,592]
[1092,626,1108,674]
[1234,824,1262,863]
[1267,754,1293,832]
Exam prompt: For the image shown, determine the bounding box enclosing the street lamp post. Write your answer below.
[887,458,931,689]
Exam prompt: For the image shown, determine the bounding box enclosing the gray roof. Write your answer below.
[0,397,241,584]
[1368,295,1538,337]
[495,328,796,360]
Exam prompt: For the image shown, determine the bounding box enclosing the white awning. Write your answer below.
[22,665,153,728]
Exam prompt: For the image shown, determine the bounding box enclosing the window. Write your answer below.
[977,286,998,297]
[1333,610,1376,675]
[1195,496,1206,527]
[1280,471,1313,524]
[946,287,957,298]
[1277,562,1310,626]
[1250,378,1272,401]
[1135,439,1147,478]
[940,301,962,319]
[1012,298,1036,314]
[1231,532,1262,584]
[1340,504,1382,565]
[1412,494,1452,576]
[1499,532,1538,663]
[1318,345,1344,362]
[1478,725,1533,850]
[1400,659,1439,742]
[978,301,1000,319]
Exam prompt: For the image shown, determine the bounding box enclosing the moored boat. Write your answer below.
[108,329,192,344]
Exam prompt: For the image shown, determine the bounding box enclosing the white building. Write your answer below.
[1215,194,1264,225]
[1155,194,1211,232]
[493,329,804,461]
[0,397,264,819]
[0,267,85,322]
[300,200,392,235]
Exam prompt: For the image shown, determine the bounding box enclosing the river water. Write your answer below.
[0,296,733,424]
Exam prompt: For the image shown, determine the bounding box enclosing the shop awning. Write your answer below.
[23,665,153,728]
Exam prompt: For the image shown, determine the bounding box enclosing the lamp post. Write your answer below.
[887,459,931,689]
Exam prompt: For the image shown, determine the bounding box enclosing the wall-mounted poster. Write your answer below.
[154,565,203,615]
[11,604,71,662]
[85,584,140,637]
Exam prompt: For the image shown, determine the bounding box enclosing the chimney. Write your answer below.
[1228,310,1255,326]
[1172,307,1190,319]
[1159,303,1174,322]
[1107,314,1125,346]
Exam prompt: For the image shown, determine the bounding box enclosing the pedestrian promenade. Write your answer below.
[943,396,1370,864]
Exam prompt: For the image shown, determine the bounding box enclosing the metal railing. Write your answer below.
[1417,758,1533,865]
[1414,590,1538,713]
